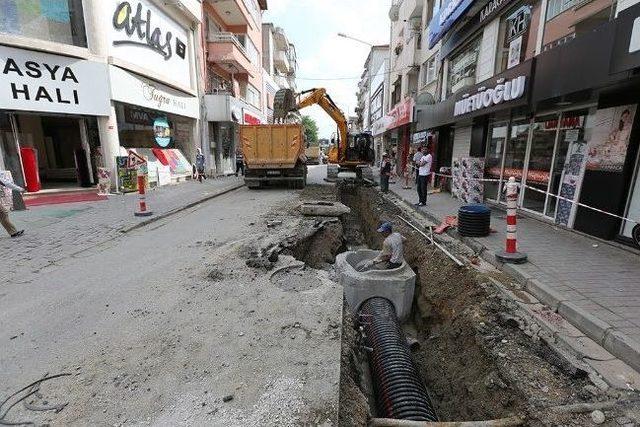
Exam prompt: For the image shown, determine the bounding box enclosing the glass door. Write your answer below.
[547,110,589,218]
[522,114,559,214]
[484,121,509,201]
[503,118,531,204]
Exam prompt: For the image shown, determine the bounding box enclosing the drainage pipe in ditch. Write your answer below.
[358,297,438,422]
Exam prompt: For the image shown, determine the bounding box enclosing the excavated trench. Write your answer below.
[286,183,613,427]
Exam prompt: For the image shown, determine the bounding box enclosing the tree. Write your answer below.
[301,115,319,147]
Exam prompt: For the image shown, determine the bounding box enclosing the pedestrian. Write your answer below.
[195,148,206,183]
[416,146,433,207]
[235,147,244,177]
[412,146,423,184]
[402,152,412,189]
[361,222,406,270]
[0,176,25,238]
[379,153,391,193]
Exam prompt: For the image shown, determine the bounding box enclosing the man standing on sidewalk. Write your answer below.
[0,177,24,238]
[379,153,392,193]
[416,147,432,207]
[412,146,423,184]
[235,147,244,177]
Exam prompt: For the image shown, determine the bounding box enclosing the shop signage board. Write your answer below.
[428,0,474,48]
[109,65,199,119]
[243,111,262,125]
[109,0,192,88]
[0,45,110,116]
[453,60,533,119]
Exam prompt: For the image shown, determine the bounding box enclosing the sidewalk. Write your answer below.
[0,176,244,283]
[389,180,640,373]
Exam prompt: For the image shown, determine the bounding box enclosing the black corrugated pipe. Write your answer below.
[359,297,438,422]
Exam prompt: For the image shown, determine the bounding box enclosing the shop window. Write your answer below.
[0,0,87,47]
[503,118,531,185]
[496,3,533,74]
[447,37,480,96]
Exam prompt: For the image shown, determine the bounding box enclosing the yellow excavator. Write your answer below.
[273,88,375,180]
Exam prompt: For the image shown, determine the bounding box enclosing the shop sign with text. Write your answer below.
[109,65,199,119]
[454,76,526,116]
[428,0,474,48]
[0,45,110,116]
[109,0,192,88]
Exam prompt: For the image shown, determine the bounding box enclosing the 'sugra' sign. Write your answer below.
[0,45,110,116]
[454,76,526,116]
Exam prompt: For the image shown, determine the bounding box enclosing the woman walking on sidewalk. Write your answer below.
[0,177,24,238]
[195,148,206,183]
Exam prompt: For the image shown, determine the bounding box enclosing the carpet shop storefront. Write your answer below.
[0,44,110,199]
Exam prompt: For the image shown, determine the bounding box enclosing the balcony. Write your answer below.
[389,0,402,21]
[274,50,291,74]
[206,0,252,28]
[399,0,424,20]
[273,27,289,51]
[207,33,254,76]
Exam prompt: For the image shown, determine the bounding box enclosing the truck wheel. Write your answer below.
[246,181,261,190]
[633,224,640,247]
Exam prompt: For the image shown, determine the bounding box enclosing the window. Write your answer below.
[371,86,384,122]
[421,54,437,87]
[546,0,580,21]
[447,37,480,95]
[245,84,261,109]
[0,0,87,47]
[496,4,533,73]
[245,37,259,66]
[391,78,402,106]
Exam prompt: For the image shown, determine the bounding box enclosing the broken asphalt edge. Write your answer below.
[385,188,640,376]
[119,182,245,234]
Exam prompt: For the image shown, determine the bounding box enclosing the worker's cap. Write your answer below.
[377,222,392,233]
[382,153,389,157]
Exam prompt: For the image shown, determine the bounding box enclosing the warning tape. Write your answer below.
[430,172,639,226]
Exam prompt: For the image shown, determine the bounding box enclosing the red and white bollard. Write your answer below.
[134,168,153,217]
[496,176,527,264]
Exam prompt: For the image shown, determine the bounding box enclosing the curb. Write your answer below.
[387,186,640,375]
[120,182,244,234]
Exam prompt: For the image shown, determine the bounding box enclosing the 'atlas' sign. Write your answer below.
[454,76,526,116]
[109,0,192,88]
[0,45,110,116]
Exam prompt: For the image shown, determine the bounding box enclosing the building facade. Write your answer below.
[411,0,640,245]
[201,0,268,176]
[0,0,203,195]
[262,23,298,123]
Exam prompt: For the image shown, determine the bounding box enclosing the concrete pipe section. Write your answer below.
[335,250,416,322]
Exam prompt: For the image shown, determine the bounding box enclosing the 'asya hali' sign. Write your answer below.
[454,76,526,117]
[109,0,192,88]
[0,45,110,116]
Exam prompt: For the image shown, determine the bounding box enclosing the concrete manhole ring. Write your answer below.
[270,264,323,292]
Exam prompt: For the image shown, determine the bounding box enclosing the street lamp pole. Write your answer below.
[338,33,374,133]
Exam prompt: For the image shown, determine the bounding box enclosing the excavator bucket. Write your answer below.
[273,89,297,123]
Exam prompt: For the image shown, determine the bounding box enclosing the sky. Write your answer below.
[264,0,391,139]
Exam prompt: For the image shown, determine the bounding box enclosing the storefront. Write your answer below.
[0,44,110,194]
[205,95,266,175]
[108,65,199,190]
[375,98,415,174]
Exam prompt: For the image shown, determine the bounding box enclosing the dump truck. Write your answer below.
[240,124,307,189]
[305,144,321,165]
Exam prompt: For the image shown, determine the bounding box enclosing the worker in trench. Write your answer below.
[359,222,406,270]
